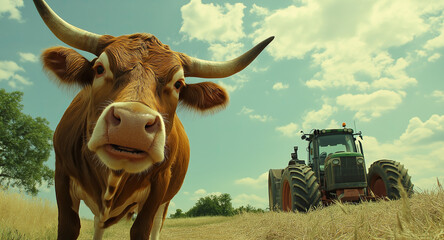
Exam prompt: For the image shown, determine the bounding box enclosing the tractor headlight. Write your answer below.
[357,157,364,165]
[332,158,340,165]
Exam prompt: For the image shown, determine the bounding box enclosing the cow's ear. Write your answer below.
[42,47,94,86]
[179,82,229,112]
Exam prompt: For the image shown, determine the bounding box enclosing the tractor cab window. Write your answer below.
[317,134,357,169]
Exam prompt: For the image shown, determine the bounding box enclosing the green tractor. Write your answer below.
[268,124,414,212]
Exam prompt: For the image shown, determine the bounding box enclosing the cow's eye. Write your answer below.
[174,80,183,90]
[95,65,105,75]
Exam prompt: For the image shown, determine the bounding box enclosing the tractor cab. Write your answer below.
[302,125,367,195]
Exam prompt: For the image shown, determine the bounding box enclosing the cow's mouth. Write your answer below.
[104,144,148,160]
[111,144,144,154]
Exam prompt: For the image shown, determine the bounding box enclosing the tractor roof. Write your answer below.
[301,128,356,141]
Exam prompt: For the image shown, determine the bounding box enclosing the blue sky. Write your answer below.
[1,0,444,219]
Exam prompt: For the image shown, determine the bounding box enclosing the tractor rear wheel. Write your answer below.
[268,169,283,211]
[368,159,414,199]
[281,165,321,212]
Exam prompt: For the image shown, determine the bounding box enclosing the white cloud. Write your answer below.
[276,122,300,137]
[180,0,246,43]
[427,53,441,62]
[424,25,444,51]
[398,114,444,145]
[18,52,38,63]
[194,189,207,195]
[217,81,237,93]
[238,106,273,122]
[370,57,417,90]
[364,114,444,190]
[0,60,23,78]
[0,60,32,88]
[251,0,439,91]
[8,81,17,88]
[250,4,269,16]
[336,90,404,122]
[13,74,32,85]
[326,119,340,129]
[249,114,272,122]
[416,50,427,57]
[234,172,268,189]
[208,42,244,61]
[432,90,444,102]
[0,0,24,22]
[302,103,337,129]
[272,82,289,91]
[191,188,222,200]
[238,106,253,115]
[217,73,249,93]
[232,193,268,208]
[251,66,269,73]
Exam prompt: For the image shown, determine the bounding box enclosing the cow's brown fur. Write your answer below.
[43,34,228,239]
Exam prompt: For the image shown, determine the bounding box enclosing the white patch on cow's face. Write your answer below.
[87,102,166,173]
[92,53,113,89]
[167,68,185,99]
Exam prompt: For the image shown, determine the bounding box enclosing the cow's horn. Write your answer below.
[185,36,274,78]
[33,0,101,55]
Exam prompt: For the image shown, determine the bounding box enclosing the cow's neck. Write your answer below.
[104,170,124,200]
[101,170,124,220]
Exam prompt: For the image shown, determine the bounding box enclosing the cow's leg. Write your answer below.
[149,202,168,240]
[130,174,170,240]
[93,216,105,240]
[55,170,81,240]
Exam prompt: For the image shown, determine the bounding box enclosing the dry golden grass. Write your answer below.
[160,185,444,240]
[0,188,57,239]
[1,181,443,240]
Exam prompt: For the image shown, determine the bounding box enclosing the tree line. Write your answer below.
[170,193,265,218]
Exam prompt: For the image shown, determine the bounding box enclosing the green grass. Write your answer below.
[1,181,443,240]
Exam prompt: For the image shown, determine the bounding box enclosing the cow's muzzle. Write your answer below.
[88,102,166,173]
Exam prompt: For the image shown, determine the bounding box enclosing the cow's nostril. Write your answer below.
[145,116,159,131]
[106,106,121,126]
[113,112,121,123]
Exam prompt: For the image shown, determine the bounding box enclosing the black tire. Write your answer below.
[368,159,414,199]
[281,165,321,212]
[268,169,283,211]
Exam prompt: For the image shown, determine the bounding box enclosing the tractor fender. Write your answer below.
[268,169,283,211]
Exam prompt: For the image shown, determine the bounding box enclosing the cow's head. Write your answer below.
[35,0,273,173]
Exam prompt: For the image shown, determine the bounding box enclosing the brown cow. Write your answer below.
[33,0,273,239]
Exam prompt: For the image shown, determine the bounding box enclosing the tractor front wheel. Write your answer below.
[281,165,321,212]
[367,159,414,199]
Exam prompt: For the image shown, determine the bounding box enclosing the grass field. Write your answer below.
[1,182,443,240]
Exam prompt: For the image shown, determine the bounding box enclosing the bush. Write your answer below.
[234,204,265,214]
[170,208,187,218]
[186,193,234,217]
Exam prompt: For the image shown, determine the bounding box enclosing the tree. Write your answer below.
[170,209,187,218]
[186,193,234,217]
[0,89,54,195]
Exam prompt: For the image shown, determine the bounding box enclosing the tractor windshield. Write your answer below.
[317,134,357,168]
